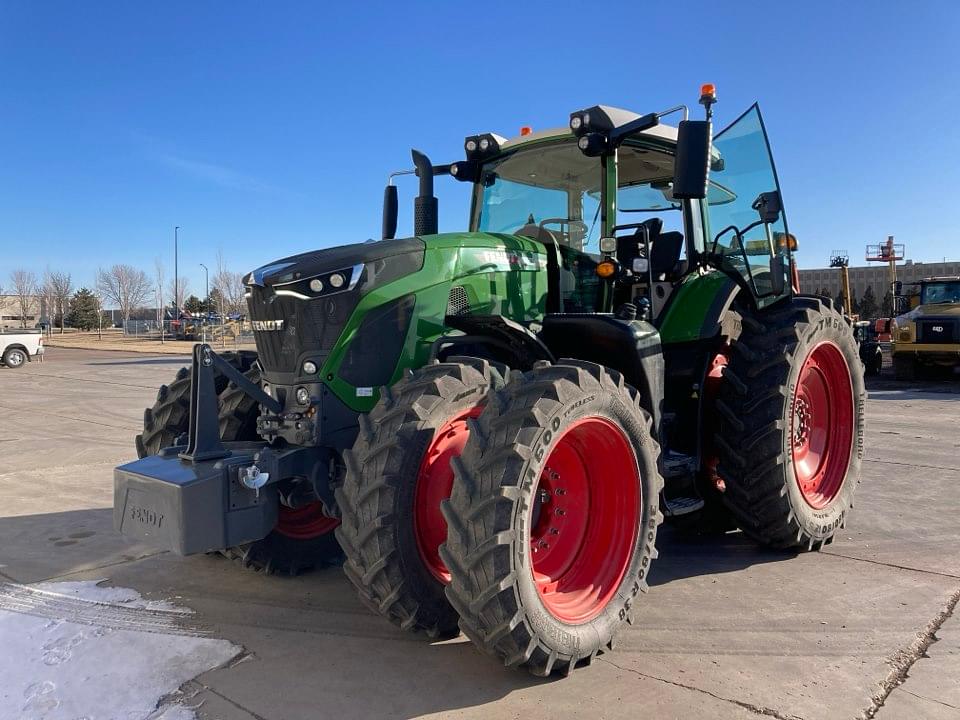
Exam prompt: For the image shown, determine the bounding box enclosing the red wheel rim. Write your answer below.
[276,503,339,540]
[414,406,481,584]
[702,346,730,492]
[791,341,854,509]
[530,417,640,623]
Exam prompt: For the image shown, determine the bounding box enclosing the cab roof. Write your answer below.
[499,121,679,151]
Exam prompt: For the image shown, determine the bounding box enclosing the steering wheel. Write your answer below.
[515,223,562,247]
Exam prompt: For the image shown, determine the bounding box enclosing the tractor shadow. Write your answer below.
[648,524,796,587]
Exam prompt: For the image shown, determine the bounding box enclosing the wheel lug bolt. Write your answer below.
[555,488,566,496]
[555,508,565,516]
[549,527,559,535]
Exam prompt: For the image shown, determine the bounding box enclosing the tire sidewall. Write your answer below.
[4,349,26,367]
[511,385,659,657]
[393,382,490,598]
[782,311,865,539]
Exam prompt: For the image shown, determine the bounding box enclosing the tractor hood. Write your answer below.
[246,237,426,289]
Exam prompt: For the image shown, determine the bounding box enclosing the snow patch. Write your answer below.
[31,580,189,613]
[0,580,239,720]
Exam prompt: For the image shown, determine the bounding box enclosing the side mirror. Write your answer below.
[672,120,711,199]
[382,185,398,240]
[752,191,782,224]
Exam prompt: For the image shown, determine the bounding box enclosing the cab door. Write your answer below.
[705,104,792,307]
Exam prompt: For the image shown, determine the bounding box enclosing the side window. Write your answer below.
[708,105,790,304]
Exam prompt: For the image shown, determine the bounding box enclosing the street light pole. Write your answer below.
[199,262,209,344]
[174,226,180,325]
[199,263,209,305]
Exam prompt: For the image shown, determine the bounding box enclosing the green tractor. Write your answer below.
[116,86,865,675]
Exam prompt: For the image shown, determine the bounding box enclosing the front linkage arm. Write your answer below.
[180,343,281,463]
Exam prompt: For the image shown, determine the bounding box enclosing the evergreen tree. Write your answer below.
[65,288,101,330]
[205,288,225,314]
[881,290,894,318]
[184,294,204,314]
[859,285,879,319]
[835,291,847,314]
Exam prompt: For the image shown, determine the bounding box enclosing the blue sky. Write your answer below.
[1,1,957,296]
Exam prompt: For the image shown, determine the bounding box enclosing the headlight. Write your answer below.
[272,264,364,300]
[302,360,318,375]
[295,387,310,406]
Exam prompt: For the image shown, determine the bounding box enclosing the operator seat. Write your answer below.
[650,231,684,280]
[616,218,662,268]
[616,218,685,281]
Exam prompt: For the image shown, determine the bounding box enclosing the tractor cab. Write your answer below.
[444,95,795,328]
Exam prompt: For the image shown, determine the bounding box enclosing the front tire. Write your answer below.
[335,357,507,638]
[715,297,865,550]
[442,361,663,676]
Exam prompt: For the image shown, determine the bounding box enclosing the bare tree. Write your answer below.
[43,269,73,333]
[96,264,152,325]
[213,250,246,316]
[9,269,38,329]
[167,277,190,316]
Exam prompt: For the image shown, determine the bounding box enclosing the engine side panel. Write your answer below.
[321,232,549,412]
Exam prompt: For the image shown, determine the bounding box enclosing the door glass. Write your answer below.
[707,104,790,304]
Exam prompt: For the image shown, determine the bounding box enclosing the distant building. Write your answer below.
[799,259,960,306]
[0,294,47,330]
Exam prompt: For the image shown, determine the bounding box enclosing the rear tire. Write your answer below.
[335,357,507,638]
[441,361,663,676]
[714,297,865,550]
[136,352,340,575]
[2,347,27,368]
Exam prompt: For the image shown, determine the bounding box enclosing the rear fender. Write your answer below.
[537,315,665,439]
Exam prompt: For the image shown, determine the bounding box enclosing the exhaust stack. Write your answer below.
[411,149,438,236]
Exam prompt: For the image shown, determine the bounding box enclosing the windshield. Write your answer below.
[471,142,603,250]
[921,281,960,304]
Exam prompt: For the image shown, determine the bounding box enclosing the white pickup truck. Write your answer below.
[0,330,44,368]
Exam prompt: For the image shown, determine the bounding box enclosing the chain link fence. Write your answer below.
[122,318,255,347]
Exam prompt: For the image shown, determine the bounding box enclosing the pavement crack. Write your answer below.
[821,550,960,579]
[862,458,960,473]
[900,689,960,711]
[597,657,803,719]
[861,586,960,719]
[199,684,269,720]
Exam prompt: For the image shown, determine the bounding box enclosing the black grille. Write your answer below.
[918,319,957,344]
[246,286,358,374]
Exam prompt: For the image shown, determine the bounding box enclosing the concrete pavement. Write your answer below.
[0,347,957,719]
